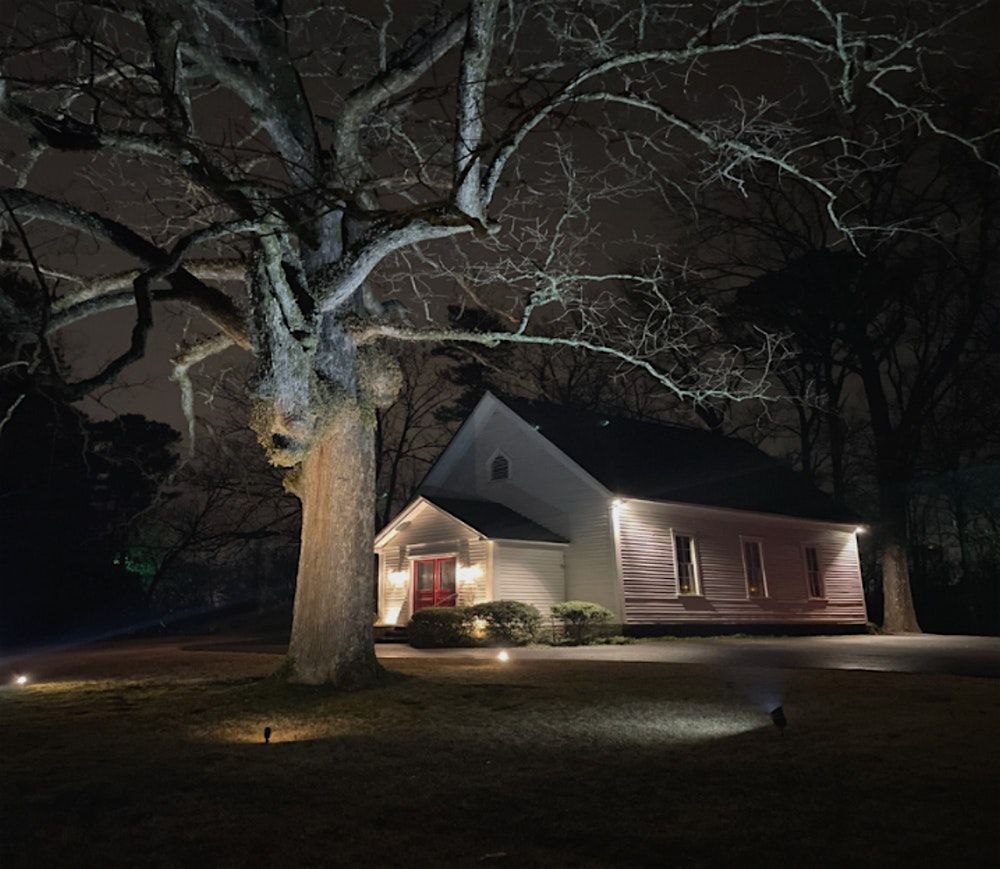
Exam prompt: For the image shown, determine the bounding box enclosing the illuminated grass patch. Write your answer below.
[1,646,997,868]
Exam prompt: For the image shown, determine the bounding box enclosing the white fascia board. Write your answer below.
[418,496,492,541]
[373,496,429,548]
[613,494,860,532]
[374,495,491,548]
[487,392,611,498]
[419,393,497,492]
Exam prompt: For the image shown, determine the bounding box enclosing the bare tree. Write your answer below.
[374,347,456,528]
[136,372,301,610]
[1,1,995,683]
[701,82,1000,632]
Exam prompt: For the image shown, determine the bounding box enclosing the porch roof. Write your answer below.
[425,495,569,544]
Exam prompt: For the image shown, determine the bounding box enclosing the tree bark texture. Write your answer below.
[879,482,921,634]
[286,407,380,687]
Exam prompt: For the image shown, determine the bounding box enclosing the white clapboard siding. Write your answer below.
[423,397,622,618]
[493,543,566,614]
[375,501,489,625]
[616,499,867,625]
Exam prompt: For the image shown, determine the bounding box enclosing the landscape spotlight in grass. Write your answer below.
[1,642,997,868]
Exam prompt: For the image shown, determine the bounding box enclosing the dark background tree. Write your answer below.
[698,87,1000,633]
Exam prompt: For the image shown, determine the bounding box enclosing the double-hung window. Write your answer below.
[804,545,824,598]
[741,537,767,598]
[673,532,701,596]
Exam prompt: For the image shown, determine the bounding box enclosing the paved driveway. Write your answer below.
[6,633,1000,682]
[377,634,1000,679]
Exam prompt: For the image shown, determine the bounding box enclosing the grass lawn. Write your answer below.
[2,642,998,868]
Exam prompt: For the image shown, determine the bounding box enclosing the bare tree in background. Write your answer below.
[1,1,996,683]
[134,368,300,611]
[700,86,1000,632]
[375,347,457,528]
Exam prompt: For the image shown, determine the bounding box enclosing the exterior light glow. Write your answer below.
[471,617,488,638]
[14,674,28,686]
[496,650,510,663]
[457,565,483,585]
[388,570,408,588]
[854,526,867,535]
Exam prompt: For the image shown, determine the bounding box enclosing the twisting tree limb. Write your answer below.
[170,333,238,451]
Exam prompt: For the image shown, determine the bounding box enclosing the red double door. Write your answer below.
[413,556,457,611]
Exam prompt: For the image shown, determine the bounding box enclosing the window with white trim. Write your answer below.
[741,537,767,598]
[489,451,510,481]
[672,531,701,595]
[804,545,824,598]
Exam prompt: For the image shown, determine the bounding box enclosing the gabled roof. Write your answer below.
[494,395,857,523]
[424,495,568,544]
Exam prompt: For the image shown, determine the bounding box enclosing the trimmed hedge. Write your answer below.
[551,600,615,644]
[408,607,474,648]
[469,600,542,645]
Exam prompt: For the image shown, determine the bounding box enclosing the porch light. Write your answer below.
[457,565,483,585]
[496,650,510,663]
[388,570,408,588]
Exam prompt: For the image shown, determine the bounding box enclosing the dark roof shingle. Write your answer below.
[424,495,569,543]
[496,395,856,523]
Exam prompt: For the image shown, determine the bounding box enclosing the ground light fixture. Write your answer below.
[770,705,787,732]
[496,650,510,663]
[14,674,29,686]
[263,726,272,744]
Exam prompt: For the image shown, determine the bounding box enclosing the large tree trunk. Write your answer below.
[286,406,380,687]
[879,482,921,634]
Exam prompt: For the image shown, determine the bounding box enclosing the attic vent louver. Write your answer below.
[489,452,510,481]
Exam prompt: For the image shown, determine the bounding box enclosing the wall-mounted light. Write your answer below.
[854,526,867,535]
[457,565,483,585]
[388,570,408,588]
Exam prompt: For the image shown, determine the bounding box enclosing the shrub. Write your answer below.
[408,607,473,648]
[469,600,541,645]
[589,635,635,645]
[551,600,615,645]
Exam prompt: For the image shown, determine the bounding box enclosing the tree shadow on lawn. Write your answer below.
[2,660,998,868]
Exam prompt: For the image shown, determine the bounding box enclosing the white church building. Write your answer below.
[374,393,867,631]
